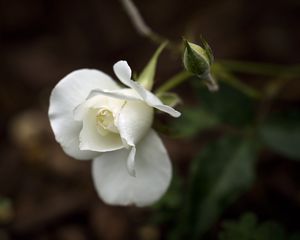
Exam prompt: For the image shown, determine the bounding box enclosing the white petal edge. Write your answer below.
[113,61,181,118]
[49,69,119,160]
[135,88,181,118]
[92,129,172,206]
[113,60,132,86]
[86,88,142,101]
[126,146,136,177]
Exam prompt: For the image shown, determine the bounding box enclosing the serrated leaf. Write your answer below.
[259,110,300,159]
[137,42,167,90]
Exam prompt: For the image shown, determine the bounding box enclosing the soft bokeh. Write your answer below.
[0,0,300,239]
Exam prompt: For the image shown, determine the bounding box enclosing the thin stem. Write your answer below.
[119,0,153,37]
[119,0,181,53]
[203,73,219,92]
[155,71,193,94]
[156,65,262,98]
[119,0,297,100]
[218,60,300,77]
[212,63,262,99]
[256,77,292,124]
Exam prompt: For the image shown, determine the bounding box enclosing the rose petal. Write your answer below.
[56,124,99,160]
[116,99,153,146]
[92,129,172,206]
[49,69,119,159]
[86,88,142,101]
[79,109,124,152]
[126,146,136,177]
[134,88,181,118]
[113,60,132,86]
[116,99,153,177]
[113,61,181,118]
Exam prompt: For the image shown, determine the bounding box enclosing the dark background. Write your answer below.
[0,0,300,239]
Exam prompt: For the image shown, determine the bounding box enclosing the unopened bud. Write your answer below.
[183,38,218,91]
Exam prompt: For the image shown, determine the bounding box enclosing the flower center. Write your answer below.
[96,108,119,135]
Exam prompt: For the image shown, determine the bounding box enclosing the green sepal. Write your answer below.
[157,92,182,108]
[137,42,167,90]
[200,36,214,65]
[183,39,210,77]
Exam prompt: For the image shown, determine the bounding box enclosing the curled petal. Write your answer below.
[49,69,119,159]
[113,61,181,118]
[92,129,172,206]
[116,99,153,146]
[134,88,181,118]
[113,60,133,87]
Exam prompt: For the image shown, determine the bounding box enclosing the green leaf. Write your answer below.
[157,92,182,108]
[219,213,291,240]
[0,197,13,224]
[290,233,300,240]
[172,107,220,137]
[219,213,258,240]
[175,136,259,239]
[194,81,256,126]
[255,222,286,240]
[150,171,183,225]
[260,110,300,159]
[137,42,167,90]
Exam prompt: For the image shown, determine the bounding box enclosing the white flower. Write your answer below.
[48,60,181,206]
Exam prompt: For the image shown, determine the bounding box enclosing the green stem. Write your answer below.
[156,65,263,99]
[218,60,300,77]
[155,71,193,94]
[155,52,298,99]
[212,63,262,99]
[148,33,182,53]
[220,74,262,99]
[256,77,292,124]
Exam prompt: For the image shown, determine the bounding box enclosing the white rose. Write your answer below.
[48,60,180,206]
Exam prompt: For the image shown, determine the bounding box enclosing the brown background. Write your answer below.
[0,0,300,239]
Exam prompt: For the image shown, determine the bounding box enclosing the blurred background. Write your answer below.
[0,0,300,239]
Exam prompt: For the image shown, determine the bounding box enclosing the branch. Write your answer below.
[119,0,153,37]
[119,0,178,49]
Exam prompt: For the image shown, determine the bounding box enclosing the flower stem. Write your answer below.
[203,73,219,92]
[120,0,298,99]
[218,60,300,77]
[212,63,262,99]
[155,71,193,94]
[156,65,262,99]
[120,0,181,53]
